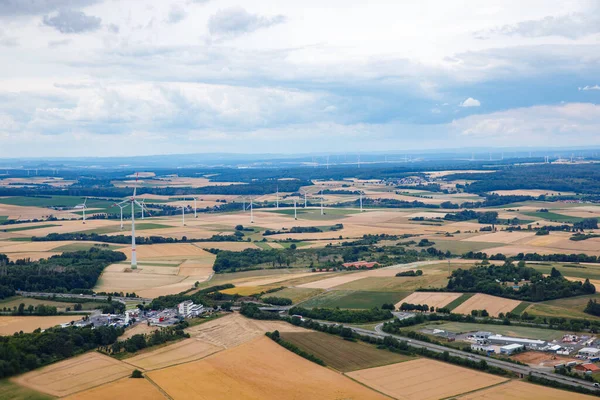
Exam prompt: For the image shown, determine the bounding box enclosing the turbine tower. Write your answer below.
[114,174,145,270]
[294,198,297,220]
[301,189,308,208]
[320,190,324,216]
[181,205,186,226]
[359,191,364,212]
[191,196,198,218]
[276,186,279,209]
[111,202,126,230]
[75,197,88,224]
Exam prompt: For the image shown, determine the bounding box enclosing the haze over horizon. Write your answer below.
[1,0,600,157]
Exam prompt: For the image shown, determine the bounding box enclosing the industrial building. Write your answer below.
[487,334,546,349]
[578,347,600,359]
[500,344,524,355]
[178,300,205,318]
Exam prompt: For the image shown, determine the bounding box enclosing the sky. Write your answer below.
[0,0,599,157]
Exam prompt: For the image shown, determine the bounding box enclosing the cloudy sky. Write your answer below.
[1,0,599,157]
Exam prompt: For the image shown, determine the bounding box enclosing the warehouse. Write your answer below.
[487,335,546,349]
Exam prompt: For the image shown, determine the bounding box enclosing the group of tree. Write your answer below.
[0,325,122,379]
[395,269,423,277]
[261,297,292,306]
[110,322,189,354]
[585,300,600,317]
[463,250,600,264]
[0,248,126,297]
[444,210,499,224]
[446,260,596,301]
[32,232,243,244]
[399,303,430,312]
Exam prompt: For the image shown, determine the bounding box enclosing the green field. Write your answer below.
[76,222,171,235]
[0,296,106,312]
[334,273,450,292]
[1,224,60,232]
[0,216,7,222]
[268,208,359,220]
[0,380,53,400]
[428,239,504,255]
[52,243,123,252]
[300,290,409,309]
[522,211,583,223]
[272,287,324,304]
[530,263,600,281]
[525,294,600,320]
[280,331,414,372]
[0,195,131,216]
[445,293,474,311]
[416,321,569,341]
[509,301,531,315]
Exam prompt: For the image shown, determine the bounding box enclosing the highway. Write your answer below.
[16,291,152,305]
[315,319,600,393]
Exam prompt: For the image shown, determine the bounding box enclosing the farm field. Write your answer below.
[64,377,166,400]
[269,287,324,304]
[0,297,105,312]
[525,294,600,320]
[452,293,522,317]
[0,315,78,335]
[397,292,463,309]
[300,290,409,309]
[457,380,596,399]
[13,352,134,397]
[125,337,222,371]
[147,336,386,400]
[280,331,414,372]
[185,313,306,349]
[418,321,569,341]
[0,380,53,400]
[346,358,507,400]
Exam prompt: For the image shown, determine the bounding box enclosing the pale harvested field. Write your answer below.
[0,251,60,261]
[457,380,595,399]
[177,258,215,278]
[397,292,462,309]
[148,336,385,400]
[120,323,158,340]
[0,203,79,220]
[559,206,600,218]
[463,231,536,244]
[95,270,185,292]
[452,293,521,317]
[13,352,134,397]
[193,241,259,251]
[298,261,441,289]
[186,313,305,349]
[235,272,321,287]
[136,277,206,298]
[492,189,575,196]
[64,377,166,400]
[0,240,77,252]
[346,358,506,400]
[480,244,600,257]
[125,337,222,370]
[0,315,77,335]
[120,243,213,260]
[426,170,493,178]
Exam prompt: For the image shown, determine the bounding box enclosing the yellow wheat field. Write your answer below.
[0,315,78,335]
[147,336,386,400]
[346,358,507,400]
[452,293,521,317]
[457,380,596,399]
[125,338,222,370]
[64,377,165,400]
[13,352,134,397]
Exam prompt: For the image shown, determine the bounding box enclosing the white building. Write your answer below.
[487,335,546,349]
[500,344,523,355]
[178,300,204,318]
[471,344,495,353]
[578,347,600,358]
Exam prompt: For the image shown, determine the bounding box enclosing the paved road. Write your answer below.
[16,291,152,305]
[314,319,599,392]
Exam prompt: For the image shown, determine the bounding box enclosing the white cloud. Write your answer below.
[460,97,481,107]
[579,85,600,91]
[207,6,286,39]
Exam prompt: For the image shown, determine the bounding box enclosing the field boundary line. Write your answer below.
[440,378,512,400]
[143,375,173,400]
[341,372,396,399]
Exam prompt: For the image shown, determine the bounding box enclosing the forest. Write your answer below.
[446,261,596,301]
[0,325,122,379]
[0,248,126,296]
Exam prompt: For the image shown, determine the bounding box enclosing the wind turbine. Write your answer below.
[114,174,145,270]
[320,190,324,216]
[246,197,254,223]
[181,205,186,226]
[191,196,198,218]
[294,198,297,220]
[242,196,246,212]
[140,199,146,220]
[300,189,308,208]
[111,202,127,230]
[75,197,88,224]
[276,186,279,209]
[359,191,364,212]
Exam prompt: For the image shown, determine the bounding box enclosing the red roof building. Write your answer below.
[342,261,380,269]
[574,364,600,373]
